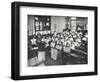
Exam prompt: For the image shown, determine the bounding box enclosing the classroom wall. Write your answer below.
[28,16,88,34]
[28,16,66,34]
[51,16,66,33]
[28,15,35,35]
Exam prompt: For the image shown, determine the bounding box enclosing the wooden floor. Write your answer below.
[28,47,87,67]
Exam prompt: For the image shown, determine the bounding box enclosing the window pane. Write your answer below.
[36,26,39,30]
[47,18,50,21]
[36,22,39,26]
[46,22,49,26]
[35,17,38,20]
[40,22,42,30]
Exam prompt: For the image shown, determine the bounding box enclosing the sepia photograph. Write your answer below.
[27,15,88,67]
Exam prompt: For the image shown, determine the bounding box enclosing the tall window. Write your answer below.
[34,16,51,34]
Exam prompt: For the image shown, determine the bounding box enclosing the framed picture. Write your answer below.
[11,1,98,80]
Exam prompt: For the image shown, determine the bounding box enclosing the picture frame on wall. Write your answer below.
[11,1,98,80]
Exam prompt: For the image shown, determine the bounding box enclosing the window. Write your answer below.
[34,16,51,33]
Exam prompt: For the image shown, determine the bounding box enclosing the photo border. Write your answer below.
[11,1,98,80]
